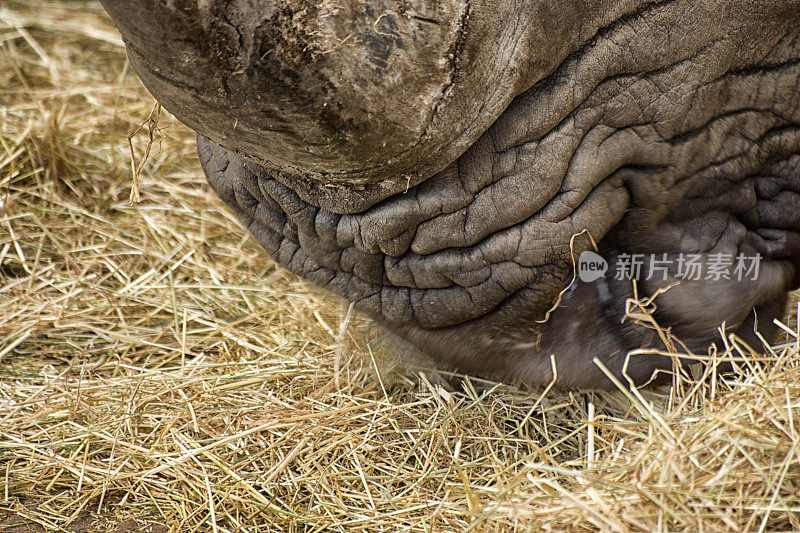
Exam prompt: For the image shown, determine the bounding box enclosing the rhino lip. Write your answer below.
[198,132,627,331]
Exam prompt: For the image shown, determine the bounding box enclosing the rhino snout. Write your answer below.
[102,0,800,389]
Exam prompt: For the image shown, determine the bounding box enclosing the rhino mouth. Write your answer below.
[200,48,800,386]
[103,0,800,388]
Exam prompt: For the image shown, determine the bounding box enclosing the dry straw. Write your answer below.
[1,1,799,531]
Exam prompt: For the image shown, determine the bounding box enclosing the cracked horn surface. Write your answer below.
[98,0,635,208]
[100,0,501,186]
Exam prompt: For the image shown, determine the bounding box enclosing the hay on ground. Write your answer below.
[1,1,799,531]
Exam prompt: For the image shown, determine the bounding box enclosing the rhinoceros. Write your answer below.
[99,0,800,389]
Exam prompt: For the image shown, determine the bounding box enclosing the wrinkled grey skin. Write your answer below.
[100,0,800,389]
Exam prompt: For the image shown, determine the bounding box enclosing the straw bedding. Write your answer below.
[1,1,799,531]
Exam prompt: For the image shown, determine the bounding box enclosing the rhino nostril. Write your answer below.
[754,228,800,260]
